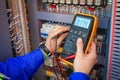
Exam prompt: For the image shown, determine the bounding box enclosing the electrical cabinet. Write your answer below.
[0,0,31,61]
[27,0,120,80]
[6,0,31,56]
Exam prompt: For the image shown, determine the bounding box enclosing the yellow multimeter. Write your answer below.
[62,13,98,57]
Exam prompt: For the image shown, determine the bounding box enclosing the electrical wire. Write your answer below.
[62,54,75,60]
[53,59,59,80]
[59,58,73,67]
[54,38,65,78]
[50,39,64,80]
[54,37,67,80]
[50,39,61,80]
[52,40,60,80]
[58,54,75,67]
[56,55,66,79]
[50,38,66,80]
[50,31,69,79]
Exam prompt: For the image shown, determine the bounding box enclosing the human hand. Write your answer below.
[73,38,97,75]
[45,25,70,52]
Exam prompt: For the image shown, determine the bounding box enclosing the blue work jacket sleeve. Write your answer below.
[0,49,44,80]
[69,72,89,80]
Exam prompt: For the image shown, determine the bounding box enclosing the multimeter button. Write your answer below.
[71,38,77,43]
[66,40,75,45]
[70,30,73,32]
[78,31,81,35]
[71,36,74,38]
[70,45,76,49]
[74,31,78,34]
[64,43,76,51]
[83,34,86,38]
[81,32,85,36]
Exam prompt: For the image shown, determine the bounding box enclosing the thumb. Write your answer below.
[76,38,84,56]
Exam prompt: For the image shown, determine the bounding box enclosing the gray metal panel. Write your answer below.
[107,0,120,80]
[111,78,117,80]
[27,0,41,49]
[37,12,73,24]
[113,45,120,49]
[111,75,118,80]
[114,40,120,45]
[98,17,110,28]
[111,72,119,77]
[0,0,13,61]
[113,52,120,56]
[112,65,120,70]
[97,56,105,65]
[113,48,120,52]
[112,58,120,64]
[115,25,120,28]
[114,29,120,33]
[27,0,47,80]
[37,12,110,29]
[114,33,120,37]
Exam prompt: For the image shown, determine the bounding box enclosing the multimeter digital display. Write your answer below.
[74,16,91,28]
[62,13,98,57]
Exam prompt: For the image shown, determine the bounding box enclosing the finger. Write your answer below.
[76,38,84,56]
[48,26,62,37]
[57,33,69,47]
[51,25,69,33]
[51,25,63,32]
[55,27,70,34]
[49,26,70,38]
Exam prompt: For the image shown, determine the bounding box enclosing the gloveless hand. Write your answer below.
[45,25,70,52]
[73,38,97,75]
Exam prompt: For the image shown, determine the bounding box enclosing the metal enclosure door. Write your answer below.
[107,0,120,80]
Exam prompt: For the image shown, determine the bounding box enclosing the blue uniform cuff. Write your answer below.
[69,72,89,80]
